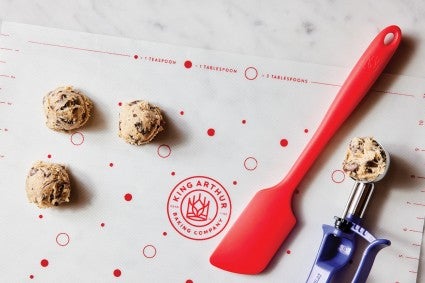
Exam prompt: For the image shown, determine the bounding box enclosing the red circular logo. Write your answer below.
[167,176,231,240]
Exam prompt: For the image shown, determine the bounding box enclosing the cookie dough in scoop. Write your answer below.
[43,86,93,132]
[342,137,387,182]
[25,161,71,208]
[118,100,165,145]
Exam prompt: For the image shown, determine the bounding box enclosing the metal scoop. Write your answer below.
[306,137,390,283]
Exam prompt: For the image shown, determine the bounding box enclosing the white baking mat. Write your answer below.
[0,22,423,282]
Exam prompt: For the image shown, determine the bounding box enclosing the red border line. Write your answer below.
[310,81,414,97]
[310,81,341,87]
[28,40,131,57]
[0,47,18,52]
[408,229,423,233]
[372,89,414,97]
[0,74,14,79]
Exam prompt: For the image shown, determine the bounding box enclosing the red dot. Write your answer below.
[207,128,215,136]
[184,60,192,69]
[180,110,184,115]
[118,102,122,106]
[29,275,34,279]
[109,162,114,167]
[38,214,43,219]
[134,55,138,59]
[304,128,309,133]
[171,171,176,176]
[286,249,291,254]
[124,193,133,201]
[162,232,167,236]
[113,269,121,277]
[233,181,237,185]
[280,139,289,147]
[100,223,105,227]
[186,280,194,283]
[47,154,52,159]
[242,119,247,124]
[40,259,49,267]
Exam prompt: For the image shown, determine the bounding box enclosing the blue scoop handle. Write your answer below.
[306,222,390,283]
[352,238,390,283]
[306,224,356,283]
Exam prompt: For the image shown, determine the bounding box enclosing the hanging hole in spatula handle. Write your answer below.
[382,25,401,46]
[330,25,401,110]
[357,25,401,77]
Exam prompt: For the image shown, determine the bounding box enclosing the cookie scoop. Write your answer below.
[307,137,391,283]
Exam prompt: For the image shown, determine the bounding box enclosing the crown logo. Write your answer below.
[186,193,210,221]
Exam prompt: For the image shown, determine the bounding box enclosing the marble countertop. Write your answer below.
[1,0,423,281]
[1,0,425,78]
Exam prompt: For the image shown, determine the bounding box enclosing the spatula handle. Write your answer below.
[280,25,401,194]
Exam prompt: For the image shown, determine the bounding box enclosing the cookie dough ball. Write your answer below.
[25,161,71,208]
[43,86,93,132]
[118,100,165,145]
[342,137,387,182]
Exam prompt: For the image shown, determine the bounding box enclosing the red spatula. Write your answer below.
[210,25,401,274]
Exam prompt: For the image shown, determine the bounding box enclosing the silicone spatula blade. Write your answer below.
[210,25,401,274]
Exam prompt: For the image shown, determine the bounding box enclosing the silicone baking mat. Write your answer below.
[0,22,423,282]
